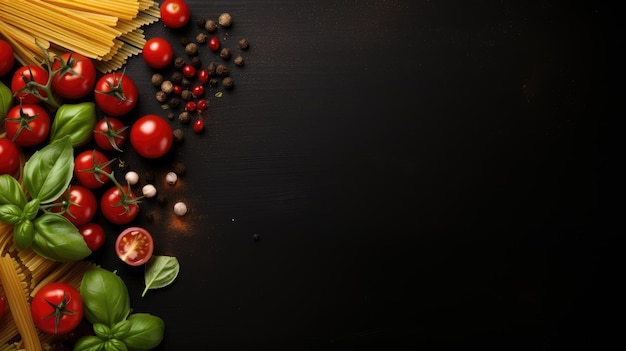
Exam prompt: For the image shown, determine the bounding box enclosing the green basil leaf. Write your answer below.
[111,319,132,340]
[23,198,40,220]
[93,323,112,339]
[14,219,35,249]
[73,335,107,351]
[23,136,74,204]
[0,81,12,123]
[31,214,91,261]
[142,255,180,297]
[0,204,22,224]
[105,339,128,351]
[122,313,165,351]
[80,268,131,327]
[0,174,27,207]
[49,102,97,147]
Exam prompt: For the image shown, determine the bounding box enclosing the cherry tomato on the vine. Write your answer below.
[11,65,49,104]
[115,227,154,266]
[101,185,140,225]
[50,185,97,227]
[51,52,96,100]
[208,37,220,52]
[4,104,50,147]
[74,150,112,189]
[130,115,173,159]
[31,282,83,335]
[0,137,20,175]
[0,39,15,77]
[94,72,138,116]
[142,38,174,69]
[78,223,106,251]
[160,0,191,29]
[93,117,128,152]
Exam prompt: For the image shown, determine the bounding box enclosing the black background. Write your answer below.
[3,0,623,350]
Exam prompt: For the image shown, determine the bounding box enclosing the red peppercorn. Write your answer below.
[197,99,208,111]
[208,37,220,52]
[182,64,196,78]
[185,101,197,112]
[192,85,205,97]
[173,85,183,95]
[193,119,205,133]
[198,69,210,84]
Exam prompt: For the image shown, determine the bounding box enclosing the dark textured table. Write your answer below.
[3,0,622,349]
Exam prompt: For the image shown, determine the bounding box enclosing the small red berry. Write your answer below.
[193,119,205,133]
[192,85,205,97]
[197,99,208,111]
[173,85,183,94]
[185,101,197,112]
[198,69,210,84]
[182,64,196,78]
[208,37,220,52]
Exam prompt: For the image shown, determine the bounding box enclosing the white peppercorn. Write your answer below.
[142,184,157,198]
[166,172,178,185]
[125,171,139,185]
[174,201,188,216]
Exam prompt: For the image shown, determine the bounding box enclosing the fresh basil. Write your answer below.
[0,204,22,224]
[111,320,132,339]
[31,214,91,261]
[122,313,165,351]
[13,219,35,249]
[0,174,27,208]
[0,80,12,122]
[142,255,180,297]
[23,198,40,220]
[80,268,131,327]
[49,102,97,147]
[105,339,129,351]
[23,136,74,204]
[93,323,112,340]
[73,335,107,351]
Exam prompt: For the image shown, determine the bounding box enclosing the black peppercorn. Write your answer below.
[170,71,183,84]
[167,112,175,120]
[234,56,244,67]
[205,19,217,33]
[151,73,164,87]
[173,129,184,142]
[209,77,219,87]
[196,17,206,28]
[238,38,249,50]
[178,111,191,124]
[207,62,217,75]
[196,33,207,44]
[174,57,186,69]
[252,233,260,241]
[181,79,191,89]
[219,48,232,60]
[180,36,191,46]
[181,90,193,101]
[168,97,181,109]
[156,90,168,103]
[222,77,234,89]
[191,56,202,67]
[160,80,174,94]
[185,42,199,56]
[216,64,229,76]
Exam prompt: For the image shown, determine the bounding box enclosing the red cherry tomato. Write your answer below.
[50,185,97,227]
[142,38,174,69]
[115,227,154,266]
[130,115,173,159]
[208,37,220,52]
[160,0,191,29]
[0,39,15,77]
[31,282,83,335]
[93,117,128,152]
[0,137,20,175]
[101,185,140,225]
[74,150,112,189]
[94,72,139,116]
[51,52,96,99]
[4,104,51,147]
[78,223,106,251]
[11,65,49,104]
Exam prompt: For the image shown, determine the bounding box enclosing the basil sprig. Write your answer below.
[49,102,97,147]
[77,268,165,351]
[0,80,12,123]
[0,136,91,261]
[142,255,180,297]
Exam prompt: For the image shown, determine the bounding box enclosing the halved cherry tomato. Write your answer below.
[160,0,191,28]
[142,38,174,69]
[115,227,154,266]
[74,150,112,189]
[78,223,106,251]
[50,185,97,227]
[51,52,96,100]
[31,282,83,335]
[94,72,138,117]
[101,185,140,225]
[93,117,128,152]
[130,115,173,159]
[4,104,51,147]
[0,137,20,175]
[11,65,49,104]
[0,39,15,77]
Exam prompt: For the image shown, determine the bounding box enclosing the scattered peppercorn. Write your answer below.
[180,36,191,46]
[173,129,185,142]
[168,97,181,109]
[220,48,232,60]
[185,42,199,56]
[252,233,260,241]
[161,80,174,94]
[196,33,207,44]
[151,73,164,86]
[166,172,178,185]
[238,38,249,50]
[181,89,193,101]
[174,201,188,216]
[222,77,234,89]
[178,111,191,124]
[156,91,168,103]
[167,112,175,120]
[125,171,139,185]
[219,13,233,27]
[207,62,217,75]
[205,19,217,32]
[234,56,244,67]
[174,57,186,69]
[196,17,206,28]
[181,79,191,89]
[216,64,229,76]
[191,56,202,67]
[170,71,183,84]
[142,184,157,198]
[209,77,219,87]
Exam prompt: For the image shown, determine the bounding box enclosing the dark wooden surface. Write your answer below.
[3,0,622,349]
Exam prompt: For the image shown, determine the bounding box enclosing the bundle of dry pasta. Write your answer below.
[0,0,160,73]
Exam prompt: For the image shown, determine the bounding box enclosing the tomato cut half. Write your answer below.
[115,227,154,266]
